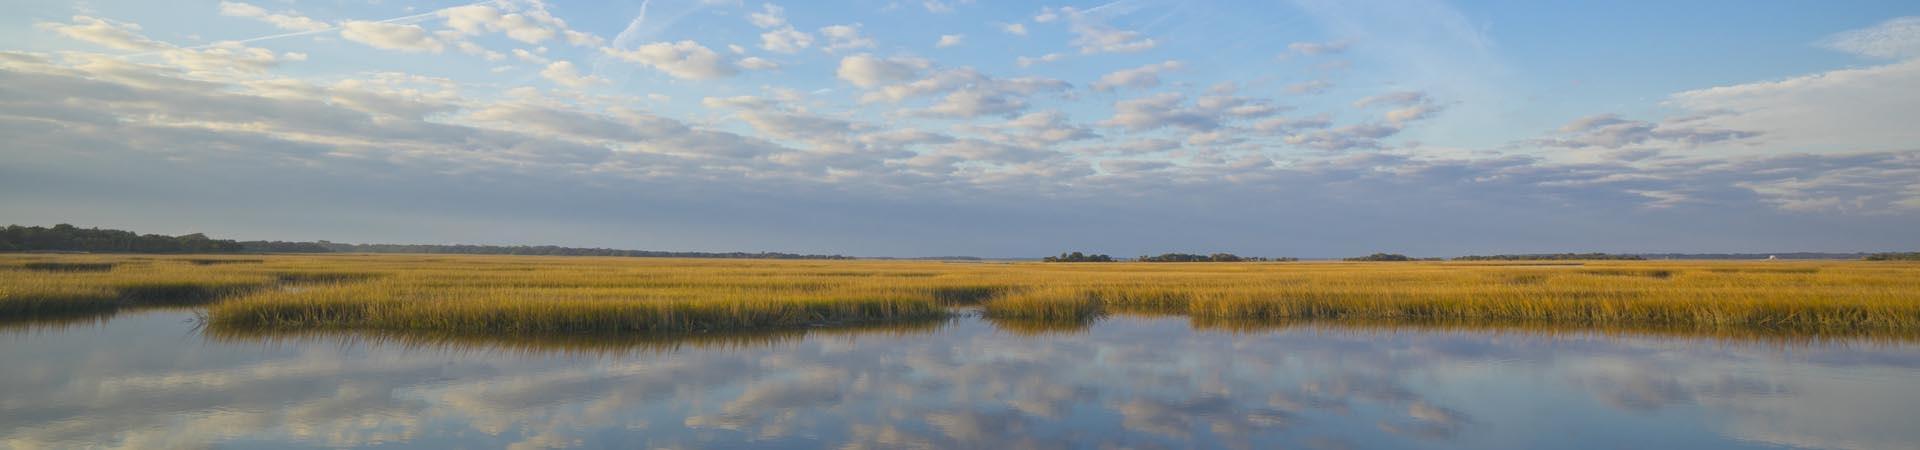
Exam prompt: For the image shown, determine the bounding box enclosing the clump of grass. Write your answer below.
[0,276,119,316]
[209,282,947,333]
[1,259,276,317]
[20,262,117,272]
[983,286,1105,321]
[182,258,265,266]
[206,316,949,356]
[1579,268,1675,279]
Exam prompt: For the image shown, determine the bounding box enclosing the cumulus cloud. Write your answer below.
[936,34,965,48]
[1285,123,1401,151]
[540,60,605,88]
[36,16,168,51]
[759,26,814,54]
[1000,23,1028,36]
[340,21,444,53]
[1016,53,1064,67]
[603,41,741,80]
[835,54,928,88]
[1286,80,1332,95]
[1287,40,1350,56]
[1662,58,1920,154]
[1527,113,1758,150]
[1820,16,1920,59]
[36,16,302,74]
[1254,114,1334,134]
[218,1,329,32]
[820,24,877,52]
[748,3,787,29]
[1101,93,1218,132]
[435,3,600,47]
[916,89,1029,118]
[736,57,780,70]
[1034,6,1157,54]
[997,111,1098,144]
[855,67,1068,118]
[1091,60,1183,92]
[1353,91,1428,108]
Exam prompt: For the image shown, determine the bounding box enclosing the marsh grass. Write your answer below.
[204,316,951,357]
[6,254,1919,335]
[20,262,117,272]
[2,258,277,318]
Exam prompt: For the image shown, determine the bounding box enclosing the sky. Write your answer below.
[1,0,1917,258]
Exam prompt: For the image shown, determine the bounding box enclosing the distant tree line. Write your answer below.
[1,224,852,260]
[1452,253,1645,261]
[1344,253,1444,262]
[1,224,245,253]
[1041,252,1297,262]
[1864,252,1920,261]
[317,242,851,259]
[1043,252,1115,262]
[1138,253,1293,262]
[1634,252,1872,260]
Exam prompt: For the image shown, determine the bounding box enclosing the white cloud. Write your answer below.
[540,60,605,88]
[1662,58,1920,154]
[936,34,965,48]
[819,25,876,52]
[1101,93,1216,132]
[1033,6,1156,54]
[513,48,550,64]
[972,111,1098,146]
[1253,114,1333,134]
[1820,16,1920,59]
[36,16,167,51]
[1016,53,1064,67]
[218,1,329,32]
[917,89,1028,118]
[36,16,300,74]
[456,41,506,61]
[1353,91,1427,108]
[760,27,814,54]
[449,7,539,44]
[1385,103,1443,125]
[923,0,966,14]
[340,21,444,53]
[1285,123,1400,150]
[737,57,780,71]
[835,54,927,88]
[1286,80,1332,95]
[1286,40,1350,56]
[1000,23,1028,36]
[1091,60,1183,92]
[748,4,788,29]
[603,41,741,80]
[437,3,599,47]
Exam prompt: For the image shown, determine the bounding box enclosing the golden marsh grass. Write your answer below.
[3,254,1918,334]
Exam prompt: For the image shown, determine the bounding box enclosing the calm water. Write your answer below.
[3,311,1918,449]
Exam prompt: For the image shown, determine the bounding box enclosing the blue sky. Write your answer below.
[1,0,1917,257]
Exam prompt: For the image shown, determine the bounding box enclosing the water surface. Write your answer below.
[3,311,1918,449]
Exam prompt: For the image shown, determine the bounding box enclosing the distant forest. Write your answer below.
[1042,252,1297,262]
[0,224,851,259]
[1453,253,1645,261]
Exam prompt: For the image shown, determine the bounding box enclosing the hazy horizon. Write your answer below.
[3,1,1918,258]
